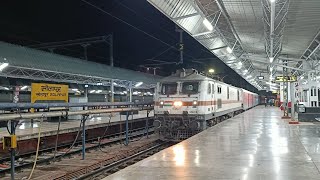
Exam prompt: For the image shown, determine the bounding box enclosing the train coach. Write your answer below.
[153,69,259,141]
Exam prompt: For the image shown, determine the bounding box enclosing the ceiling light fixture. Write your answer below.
[0,63,9,71]
[269,57,274,63]
[226,47,233,53]
[203,18,213,31]
[135,82,143,87]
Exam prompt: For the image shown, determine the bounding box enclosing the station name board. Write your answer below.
[275,76,297,82]
[31,83,69,103]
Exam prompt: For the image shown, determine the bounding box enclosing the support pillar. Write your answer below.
[177,30,184,64]
[128,81,133,103]
[110,34,114,103]
[290,82,296,121]
[125,112,129,146]
[10,120,16,180]
[111,80,114,103]
[81,115,87,160]
[282,60,290,118]
[81,44,90,60]
[146,110,150,138]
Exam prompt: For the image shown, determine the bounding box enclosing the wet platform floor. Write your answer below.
[103,106,320,180]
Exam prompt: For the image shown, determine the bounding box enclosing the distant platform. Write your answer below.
[0,111,153,140]
[103,106,320,180]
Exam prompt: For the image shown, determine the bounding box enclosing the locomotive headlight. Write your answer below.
[193,100,198,108]
[159,101,164,108]
[173,101,183,108]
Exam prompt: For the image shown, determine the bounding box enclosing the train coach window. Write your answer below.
[212,84,214,94]
[237,90,240,101]
[161,83,177,95]
[181,82,199,94]
[227,87,229,99]
[207,83,211,94]
[217,86,222,94]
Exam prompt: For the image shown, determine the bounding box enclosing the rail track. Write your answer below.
[0,125,156,179]
[83,141,173,180]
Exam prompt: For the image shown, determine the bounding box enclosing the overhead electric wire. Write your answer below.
[80,0,208,65]
[114,0,211,60]
[81,0,177,50]
[114,0,179,41]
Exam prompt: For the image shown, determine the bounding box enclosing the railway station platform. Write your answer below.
[0,111,153,140]
[104,106,320,180]
[0,111,153,157]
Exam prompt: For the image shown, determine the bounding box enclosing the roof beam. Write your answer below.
[192,31,214,37]
[210,46,227,51]
[173,13,198,20]
[247,57,307,71]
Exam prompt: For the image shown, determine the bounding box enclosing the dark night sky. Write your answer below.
[0,0,257,92]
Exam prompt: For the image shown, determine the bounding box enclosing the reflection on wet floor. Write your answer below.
[103,106,320,180]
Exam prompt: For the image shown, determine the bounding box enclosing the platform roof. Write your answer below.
[0,41,160,88]
[147,0,320,91]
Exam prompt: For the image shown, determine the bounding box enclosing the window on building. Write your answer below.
[303,90,308,102]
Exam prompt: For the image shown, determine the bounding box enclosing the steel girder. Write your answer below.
[0,65,155,89]
[293,31,320,77]
[261,0,289,60]
[147,0,261,89]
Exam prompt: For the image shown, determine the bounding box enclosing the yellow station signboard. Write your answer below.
[275,76,297,82]
[31,83,69,103]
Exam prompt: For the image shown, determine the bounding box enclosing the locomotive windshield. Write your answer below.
[181,82,199,94]
[161,83,177,95]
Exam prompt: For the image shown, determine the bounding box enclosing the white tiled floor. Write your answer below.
[103,106,320,180]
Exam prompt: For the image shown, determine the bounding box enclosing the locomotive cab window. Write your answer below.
[181,82,199,94]
[161,83,177,95]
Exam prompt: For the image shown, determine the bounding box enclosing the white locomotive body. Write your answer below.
[153,69,258,141]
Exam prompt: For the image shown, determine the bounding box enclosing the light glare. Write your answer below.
[226,47,233,53]
[269,57,274,63]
